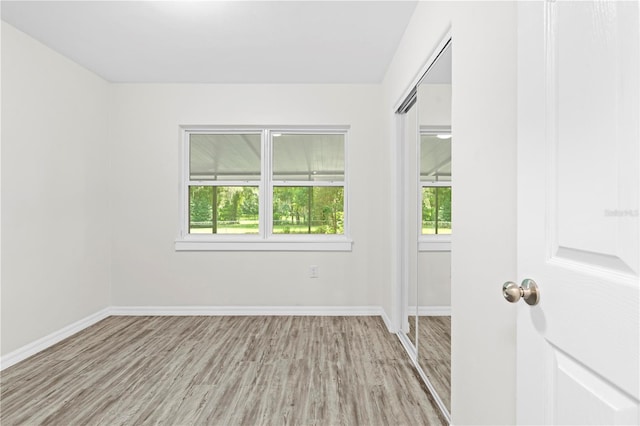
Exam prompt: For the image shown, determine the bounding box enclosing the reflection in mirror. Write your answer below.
[416,40,452,415]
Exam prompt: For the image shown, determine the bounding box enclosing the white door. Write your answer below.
[517,1,639,424]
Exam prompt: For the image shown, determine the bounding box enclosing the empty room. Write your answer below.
[1,1,638,425]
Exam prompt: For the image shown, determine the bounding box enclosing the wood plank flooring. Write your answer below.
[1,316,446,425]
[408,316,451,413]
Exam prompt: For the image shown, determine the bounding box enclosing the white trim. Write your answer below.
[109,305,384,316]
[271,181,343,187]
[181,125,351,133]
[175,239,353,251]
[0,308,110,371]
[262,129,270,237]
[179,125,351,248]
[408,305,452,316]
[393,112,406,332]
[187,181,262,187]
[393,112,405,332]
[397,330,418,362]
[380,308,395,332]
[420,125,452,135]
[401,109,413,334]
[421,181,452,188]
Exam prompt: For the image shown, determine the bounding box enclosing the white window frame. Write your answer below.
[419,126,452,252]
[175,125,352,252]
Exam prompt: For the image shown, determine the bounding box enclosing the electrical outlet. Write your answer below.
[309,265,319,278]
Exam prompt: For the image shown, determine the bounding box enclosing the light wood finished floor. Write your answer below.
[408,316,451,412]
[1,316,446,425]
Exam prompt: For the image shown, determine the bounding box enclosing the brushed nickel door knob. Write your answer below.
[502,279,540,306]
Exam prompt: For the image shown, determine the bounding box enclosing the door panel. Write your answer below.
[553,350,638,425]
[553,1,639,274]
[517,1,639,424]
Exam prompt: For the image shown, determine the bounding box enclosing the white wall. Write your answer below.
[383,2,517,425]
[416,252,451,307]
[109,84,390,309]
[1,23,111,356]
[408,253,451,310]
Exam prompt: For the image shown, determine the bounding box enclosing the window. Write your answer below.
[176,126,351,251]
[272,133,345,235]
[422,186,451,234]
[420,129,452,245]
[188,132,261,235]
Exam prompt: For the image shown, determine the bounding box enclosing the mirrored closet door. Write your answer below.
[398,39,452,422]
[416,39,452,415]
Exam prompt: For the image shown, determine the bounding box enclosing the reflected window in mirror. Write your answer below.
[420,130,452,237]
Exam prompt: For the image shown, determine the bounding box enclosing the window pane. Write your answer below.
[190,134,261,181]
[273,134,344,181]
[273,186,344,234]
[189,186,259,234]
[422,187,452,234]
[421,134,451,182]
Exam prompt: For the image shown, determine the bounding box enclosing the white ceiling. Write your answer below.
[1,1,418,84]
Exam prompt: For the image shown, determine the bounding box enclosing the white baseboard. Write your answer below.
[109,305,385,317]
[380,309,395,332]
[2,305,394,371]
[0,307,110,371]
[408,305,452,316]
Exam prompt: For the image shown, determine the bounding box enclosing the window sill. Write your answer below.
[175,238,353,252]
[419,239,451,252]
